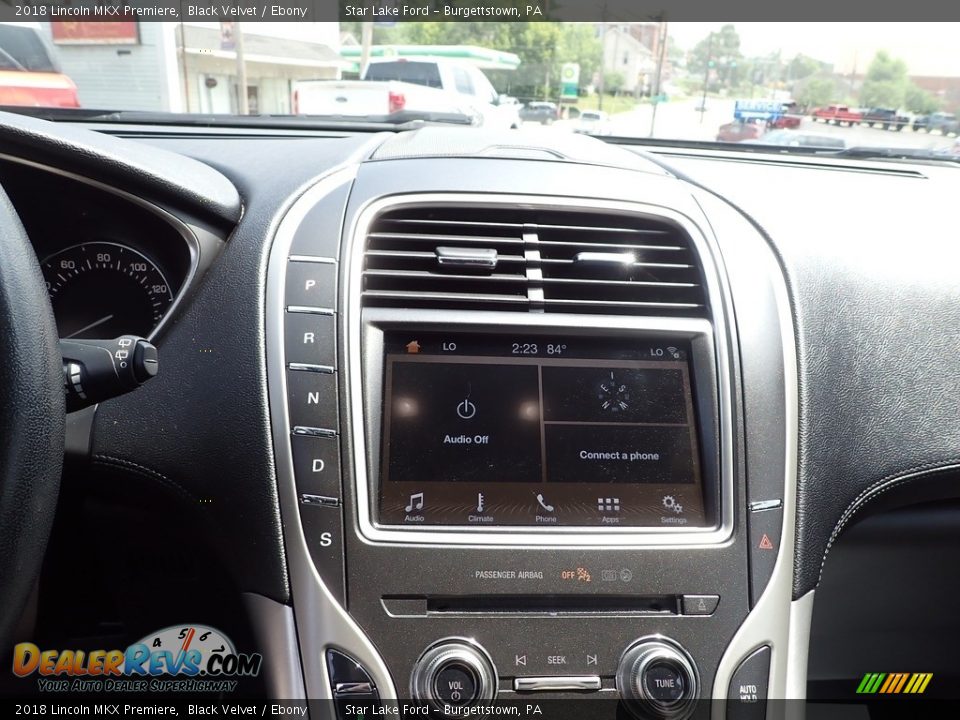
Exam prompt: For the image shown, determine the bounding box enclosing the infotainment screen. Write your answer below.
[378,333,707,528]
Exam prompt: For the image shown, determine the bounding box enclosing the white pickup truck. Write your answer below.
[293,59,520,129]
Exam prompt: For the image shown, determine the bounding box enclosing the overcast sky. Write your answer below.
[667,23,960,76]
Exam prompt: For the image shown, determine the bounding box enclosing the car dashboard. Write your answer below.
[4,111,960,714]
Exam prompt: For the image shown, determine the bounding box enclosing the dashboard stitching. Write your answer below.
[817,459,960,587]
[91,454,199,505]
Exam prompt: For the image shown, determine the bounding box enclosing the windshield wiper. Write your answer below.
[0,106,474,131]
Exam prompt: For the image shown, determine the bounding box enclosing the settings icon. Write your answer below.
[662,495,684,515]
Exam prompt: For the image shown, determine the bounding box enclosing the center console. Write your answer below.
[265,144,798,719]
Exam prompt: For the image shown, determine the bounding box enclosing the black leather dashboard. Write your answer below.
[3,115,957,605]
[662,152,960,597]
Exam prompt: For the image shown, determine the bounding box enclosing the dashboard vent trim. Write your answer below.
[362,206,708,317]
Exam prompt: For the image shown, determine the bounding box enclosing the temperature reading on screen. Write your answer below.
[547,344,567,355]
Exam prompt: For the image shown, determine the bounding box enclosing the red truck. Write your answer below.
[811,105,863,125]
[0,24,79,109]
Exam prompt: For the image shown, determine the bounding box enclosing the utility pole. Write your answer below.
[849,49,858,100]
[360,23,373,79]
[234,22,248,115]
[598,22,607,111]
[179,22,190,112]
[649,19,668,137]
[699,32,713,124]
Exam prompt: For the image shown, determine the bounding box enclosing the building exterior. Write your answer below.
[38,21,344,114]
[597,24,657,95]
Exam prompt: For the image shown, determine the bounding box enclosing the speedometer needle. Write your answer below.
[64,314,115,339]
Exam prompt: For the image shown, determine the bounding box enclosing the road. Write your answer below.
[528,98,956,152]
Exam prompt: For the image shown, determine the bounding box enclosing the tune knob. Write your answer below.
[617,637,699,720]
[410,639,497,714]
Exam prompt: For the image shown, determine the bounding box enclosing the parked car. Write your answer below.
[519,101,559,124]
[913,111,959,135]
[860,108,909,131]
[716,120,764,142]
[574,110,611,135]
[0,23,79,108]
[769,113,802,129]
[811,105,863,125]
[292,58,519,129]
[751,129,846,149]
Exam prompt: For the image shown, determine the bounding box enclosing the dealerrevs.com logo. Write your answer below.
[12,624,262,693]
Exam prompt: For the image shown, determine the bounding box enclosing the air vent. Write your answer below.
[362,206,708,316]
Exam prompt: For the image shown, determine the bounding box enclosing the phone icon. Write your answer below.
[536,493,554,513]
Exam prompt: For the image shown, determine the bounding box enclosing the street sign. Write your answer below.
[560,62,580,100]
[219,22,235,51]
[733,99,784,122]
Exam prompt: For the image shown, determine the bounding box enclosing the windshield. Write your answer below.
[3,19,960,156]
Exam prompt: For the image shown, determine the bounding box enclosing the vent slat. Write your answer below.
[367,232,523,245]
[537,240,685,251]
[365,269,528,283]
[542,277,699,288]
[543,298,704,310]
[362,206,708,317]
[363,290,531,305]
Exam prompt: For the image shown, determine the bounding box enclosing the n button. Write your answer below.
[287,369,338,431]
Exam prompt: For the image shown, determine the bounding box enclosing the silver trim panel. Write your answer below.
[242,593,306,700]
[265,155,398,700]
[695,187,802,704]
[749,499,783,512]
[292,426,338,438]
[514,676,602,692]
[288,363,335,374]
[287,305,335,315]
[290,255,337,264]
[345,194,735,547]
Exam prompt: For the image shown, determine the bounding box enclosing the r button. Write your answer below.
[285,312,336,367]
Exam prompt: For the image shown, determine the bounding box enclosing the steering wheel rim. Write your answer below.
[0,182,64,646]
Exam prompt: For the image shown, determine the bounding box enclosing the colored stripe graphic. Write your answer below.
[893,673,909,693]
[878,674,896,693]
[857,672,932,694]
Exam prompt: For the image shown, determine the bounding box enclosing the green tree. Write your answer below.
[688,24,743,90]
[555,23,601,93]
[788,54,822,82]
[859,51,909,109]
[796,75,838,108]
[905,83,941,114]
[604,70,626,95]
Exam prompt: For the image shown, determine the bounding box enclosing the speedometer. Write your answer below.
[41,241,175,339]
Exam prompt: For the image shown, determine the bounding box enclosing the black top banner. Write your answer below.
[2,0,960,22]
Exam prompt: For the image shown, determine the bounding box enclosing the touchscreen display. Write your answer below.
[378,333,706,528]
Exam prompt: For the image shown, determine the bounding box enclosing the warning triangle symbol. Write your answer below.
[758,533,774,550]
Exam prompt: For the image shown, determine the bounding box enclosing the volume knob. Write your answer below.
[617,636,699,720]
[410,639,497,714]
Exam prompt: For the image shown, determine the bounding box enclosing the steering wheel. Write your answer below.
[0,184,64,646]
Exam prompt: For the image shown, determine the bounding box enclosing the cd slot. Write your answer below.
[382,594,680,617]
